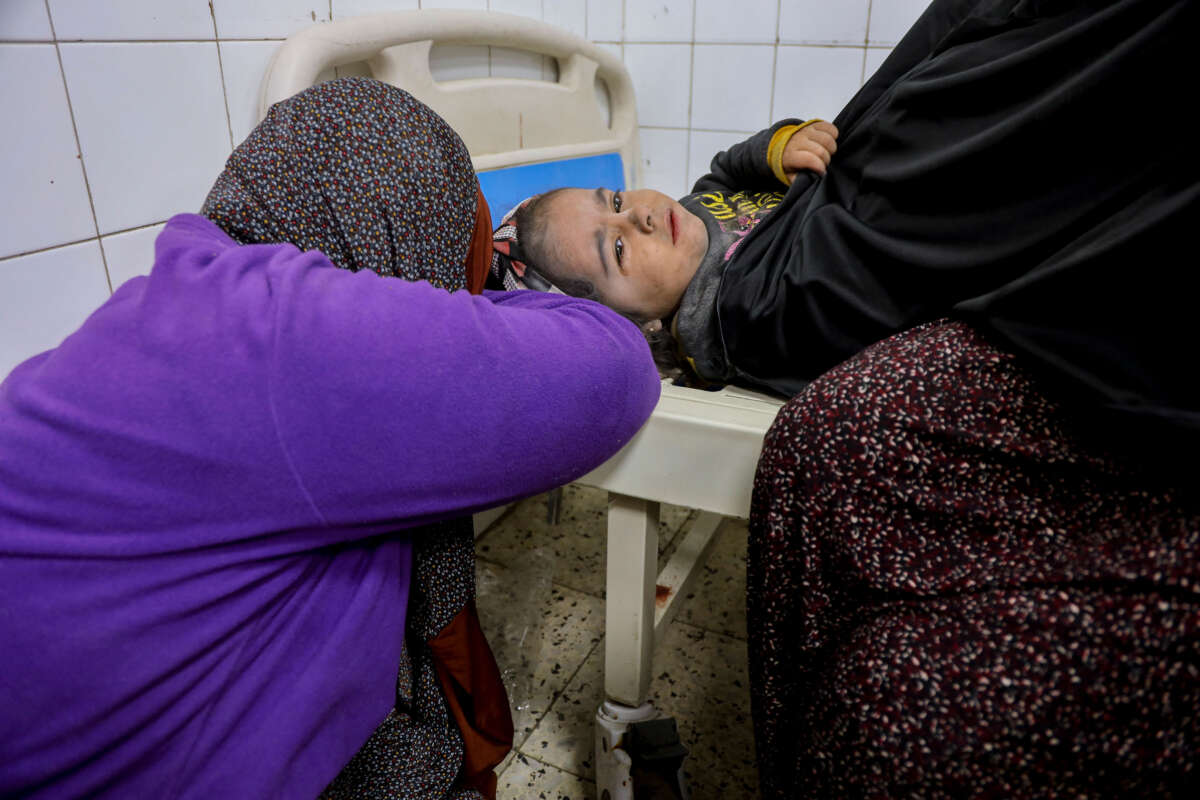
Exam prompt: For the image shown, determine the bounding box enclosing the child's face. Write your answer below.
[540,188,708,321]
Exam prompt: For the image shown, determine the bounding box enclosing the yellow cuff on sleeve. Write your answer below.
[767,119,824,186]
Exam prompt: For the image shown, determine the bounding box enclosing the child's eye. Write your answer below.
[614,237,624,266]
[613,191,623,212]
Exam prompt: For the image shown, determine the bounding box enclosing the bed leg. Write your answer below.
[596,495,690,799]
[603,493,659,705]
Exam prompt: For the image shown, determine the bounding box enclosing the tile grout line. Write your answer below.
[682,0,697,191]
[505,751,594,785]
[770,0,782,121]
[485,0,492,78]
[474,553,507,569]
[619,0,626,135]
[540,0,547,81]
[1,38,886,47]
[210,2,236,152]
[862,0,874,85]
[0,221,169,265]
[643,124,756,134]
[41,0,112,293]
[597,39,872,48]
[619,0,626,65]
[1,37,288,44]
[673,615,747,643]
[512,635,605,775]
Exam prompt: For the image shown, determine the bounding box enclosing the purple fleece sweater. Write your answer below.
[0,214,660,799]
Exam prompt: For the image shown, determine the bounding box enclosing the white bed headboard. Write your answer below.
[259,10,641,191]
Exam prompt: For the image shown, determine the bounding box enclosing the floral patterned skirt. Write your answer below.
[748,319,1200,798]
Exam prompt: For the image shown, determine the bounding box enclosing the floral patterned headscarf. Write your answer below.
[202,76,490,293]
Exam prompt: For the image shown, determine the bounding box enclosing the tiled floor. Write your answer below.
[475,485,759,800]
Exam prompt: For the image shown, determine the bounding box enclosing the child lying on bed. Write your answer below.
[488,119,836,385]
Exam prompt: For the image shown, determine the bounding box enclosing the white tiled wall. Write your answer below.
[0,0,924,377]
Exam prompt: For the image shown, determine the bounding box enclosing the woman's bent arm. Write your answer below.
[264,228,662,529]
[0,214,660,554]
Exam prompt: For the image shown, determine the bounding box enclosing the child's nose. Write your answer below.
[623,205,654,233]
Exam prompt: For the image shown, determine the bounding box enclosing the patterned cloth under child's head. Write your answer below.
[489,196,561,294]
[202,76,480,291]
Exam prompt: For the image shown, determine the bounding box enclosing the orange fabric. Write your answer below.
[465,186,493,295]
[427,599,514,799]
[425,183,506,798]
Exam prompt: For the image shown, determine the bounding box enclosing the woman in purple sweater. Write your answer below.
[0,79,660,799]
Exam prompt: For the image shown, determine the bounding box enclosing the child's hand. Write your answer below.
[782,121,839,182]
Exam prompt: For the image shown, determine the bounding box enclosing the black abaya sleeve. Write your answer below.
[713,0,1200,459]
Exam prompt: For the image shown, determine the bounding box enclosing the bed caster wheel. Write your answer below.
[595,701,689,800]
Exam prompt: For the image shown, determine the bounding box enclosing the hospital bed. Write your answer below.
[260,12,784,796]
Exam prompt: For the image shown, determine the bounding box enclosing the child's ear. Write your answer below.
[641,319,663,334]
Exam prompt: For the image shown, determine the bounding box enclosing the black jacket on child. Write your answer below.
[674,0,1198,462]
